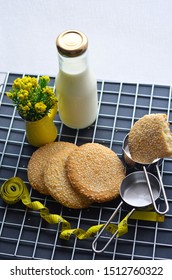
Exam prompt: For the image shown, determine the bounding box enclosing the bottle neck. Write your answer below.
[58,51,88,75]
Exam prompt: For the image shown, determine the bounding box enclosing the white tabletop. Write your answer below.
[1,0,172,85]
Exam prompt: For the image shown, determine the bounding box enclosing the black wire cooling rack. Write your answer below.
[0,72,172,260]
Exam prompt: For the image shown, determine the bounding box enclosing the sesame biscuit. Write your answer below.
[128,114,172,164]
[27,142,77,195]
[44,149,92,209]
[66,143,126,203]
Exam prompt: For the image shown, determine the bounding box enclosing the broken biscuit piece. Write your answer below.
[128,114,172,164]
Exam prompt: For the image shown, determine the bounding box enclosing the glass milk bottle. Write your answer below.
[55,30,98,129]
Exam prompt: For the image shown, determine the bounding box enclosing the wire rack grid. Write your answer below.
[0,72,172,260]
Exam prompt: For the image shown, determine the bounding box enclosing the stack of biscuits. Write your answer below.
[27,142,126,209]
[27,113,172,209]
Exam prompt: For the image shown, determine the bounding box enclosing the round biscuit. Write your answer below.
[44,148,91,209]
[27,142,77,195]
[66,143,126,203]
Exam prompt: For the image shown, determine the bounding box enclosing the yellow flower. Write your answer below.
[17,89,29,100]
[43,87,54,95]
[31,77,38,87]
[23,90,29,99]
[40,76,50,83]
[13,78,22,89]
[18,94,25,100]
[19,81,25,90]
[35,102,47,113]
[23,105,30,111]
[22,76,30,84]
[19,104,30,112]
[25,82,32,91]
[51,96,58,105]
[6,92,14,99]
[27,101,32,107]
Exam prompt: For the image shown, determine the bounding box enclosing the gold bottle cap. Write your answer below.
[56,30,88,57]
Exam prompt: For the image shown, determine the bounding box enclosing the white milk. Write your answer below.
[55,68,98,129]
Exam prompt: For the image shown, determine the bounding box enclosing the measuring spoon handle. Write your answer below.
[92,201,135,254]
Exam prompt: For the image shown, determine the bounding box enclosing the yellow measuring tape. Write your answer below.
[0,177,164,240]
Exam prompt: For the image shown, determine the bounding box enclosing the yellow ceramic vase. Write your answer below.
[25,105,58,147]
